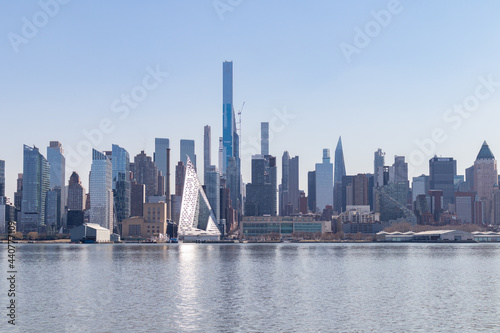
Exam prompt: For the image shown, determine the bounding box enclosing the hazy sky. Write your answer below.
[2,0,500,199]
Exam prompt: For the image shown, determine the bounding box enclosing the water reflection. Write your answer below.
[4,243,500,332]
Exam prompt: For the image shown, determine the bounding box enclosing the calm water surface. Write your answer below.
[2,243,500,332]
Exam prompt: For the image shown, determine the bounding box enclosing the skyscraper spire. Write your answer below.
[334,136,346,184]
[476,140,495,160]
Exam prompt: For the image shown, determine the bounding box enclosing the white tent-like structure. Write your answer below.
[178,157,221,241]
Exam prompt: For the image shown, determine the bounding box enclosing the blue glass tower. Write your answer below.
[222,61,233,174]
[112,144,131,224]
[20,145,50,232]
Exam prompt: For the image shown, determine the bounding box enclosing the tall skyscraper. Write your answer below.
[180,139,196,170]
[204,126,211,184]
[334,137,346,213]
[205,165,220,225]
[280,152,299,216]
[316,149,334,213]
[112,144,131,223]
[0,160,4,200]
[352,174,369,206]
[245,155,277,216]
[67,172,85,211]
[47,141,65,227]
[261,122,269,155]
[474,141,497,199]
[308,171,316,213]
[374,148,385,187]
[175,162,186,197]
[218,137,223,174]
[280,151,290,216]
[334,137,346,184]
[20,145,50,232]
[289,156,299,213]
[90,149,113,231]
[412,175,429,202]
[473,141,498,224]
[133,151,160,199]
[222,61,234,174]
[0,160,5,197]
[429,156,456,209]
[154,138,170,194]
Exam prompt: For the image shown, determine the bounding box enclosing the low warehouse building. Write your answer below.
[413,230,474,241]
[71,223,111,243]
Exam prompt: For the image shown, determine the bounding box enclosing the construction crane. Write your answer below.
[236,101,245,138]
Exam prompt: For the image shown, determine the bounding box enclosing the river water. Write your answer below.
[2,242,500,332]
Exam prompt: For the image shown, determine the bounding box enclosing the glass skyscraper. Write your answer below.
[261,122,269,156]
[20,145,50,232]
[222,61,233,174]
[180,139,196,170]
[90,149,113,231]
[47,141,65,227]
[154,138,170,195]
[0,160,5,198]
[205,165,220,225]
[315,149,334,213]
[112,144,131,224]
[204,126,211,182]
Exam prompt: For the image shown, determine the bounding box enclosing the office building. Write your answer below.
[205,165,221,224]
[133,151,160,199]
[308,171,316,213]
[89,149,113,231]
[154,138,170,195]
[20,145,50,232]
[245,155,277,216]
[0,160,4,197]
[316,149,334,213]
[67,172,86,211]
[47,141,65,227]
[429,156,456,209]
[112,144,131,223]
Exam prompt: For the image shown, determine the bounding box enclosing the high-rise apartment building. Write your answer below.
[261,122,269,156]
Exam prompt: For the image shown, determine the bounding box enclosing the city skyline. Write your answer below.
[3,2,500,202]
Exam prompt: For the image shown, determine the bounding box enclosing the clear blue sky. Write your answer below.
[2,0,500,198]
